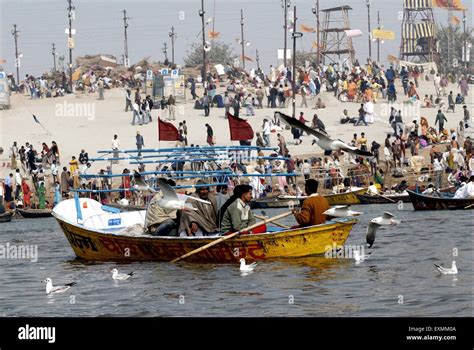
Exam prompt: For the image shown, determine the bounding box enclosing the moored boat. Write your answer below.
[52,198,357,262]
[407,190,474,211]
[356,192,411,204]
[16,208,53,218]
[324,188,366,206]
[0,211,14,222]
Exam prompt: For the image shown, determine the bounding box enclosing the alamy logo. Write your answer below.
[55,101,96,120]
[18,324,55,343]
[0,243,38,262]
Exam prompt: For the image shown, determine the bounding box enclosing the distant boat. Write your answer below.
[250,196,303,209]
[356,192,411,204]
[16,208,53,218]
[52,198,358,263]
[407,190,474,211]
[324,187,366,206]
[0,211,14,223]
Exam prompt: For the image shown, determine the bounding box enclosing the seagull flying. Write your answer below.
[42,278,76,294]
[366,212,400,248]
[434,261,458,275]
[276,111,373,157]
[353,250,371,264]
[155,179,211,211]
[111,268,134,280]
[132,170,155,192]
[239,258,257,272]
[323,205,363,218]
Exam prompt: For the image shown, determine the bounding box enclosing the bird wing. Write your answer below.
[275,111,332,144]
[64,282,77,287]
[338,143,374,157]
[366,222,381,248]
[249,262,258,269]
[128,272,134,276]
[51,286,70,293]
[382,212,394,219]
[434,264,445,273]
[156,179,179,200]
[180,194,211,205]
[334,205,349,209]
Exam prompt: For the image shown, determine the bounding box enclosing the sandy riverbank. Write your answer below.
[0,77,470,180]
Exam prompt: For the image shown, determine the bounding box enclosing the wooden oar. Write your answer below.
[464,203,474,210]
[171,211,293,263]
[375,193,396,203]
[254,214,290,229]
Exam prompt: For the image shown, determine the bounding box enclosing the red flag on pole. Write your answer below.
[158,118,179,141]
[227,112,254,141]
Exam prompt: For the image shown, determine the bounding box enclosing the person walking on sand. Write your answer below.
[112,135,120,164]
[136,131,145,157]
[435,110,448,134]
[125,89,133,112]
[205,124,214,146]
[168,95,176,120]
[98,78,105,100]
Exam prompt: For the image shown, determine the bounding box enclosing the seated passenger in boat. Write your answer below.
[366,182,379,195]
[293,179,330,227]
[422,184,436,195]
[178,180,219,236]
[145,179,180,236]
[219,185,256,233]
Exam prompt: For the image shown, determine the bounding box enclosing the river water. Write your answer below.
[0,203,472,317]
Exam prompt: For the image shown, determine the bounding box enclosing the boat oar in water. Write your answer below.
[170,211,293,263]
[375,193,396,203]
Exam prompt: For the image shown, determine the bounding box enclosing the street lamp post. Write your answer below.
[291,6,302,119]
[312,1,320,65]
[366,0,372,60]
[240,9,245,70]
[199,0,207,92]
[281,0,290,67]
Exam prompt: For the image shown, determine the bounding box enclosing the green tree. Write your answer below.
[183,41,237,67]
[437,24,473,74]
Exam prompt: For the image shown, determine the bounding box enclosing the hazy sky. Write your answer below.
[0,0,471,77]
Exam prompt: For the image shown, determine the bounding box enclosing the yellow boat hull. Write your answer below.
[324,189,366,205]
[54,218,357,263]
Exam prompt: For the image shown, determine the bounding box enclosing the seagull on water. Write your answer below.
[353,250,371,264]
[366,212,401,248]
[42,278,76,294]
[323,205,363,218]
[434,261,458,275]
[155,179,211,211]
[111,268,134,280]
[276,111,373,158]
[239,258,257,272]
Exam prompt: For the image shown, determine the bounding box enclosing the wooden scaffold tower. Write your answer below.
[320,5,356,66]
[399,0,439,63]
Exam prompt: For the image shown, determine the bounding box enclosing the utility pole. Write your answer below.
[52,43,57,72]
[240,9,245,70]
[199,0,207,92]
[67,0,74,92]
[163,43,168,62]
[281,0,290,67]
[256,49,260,71]
[377,11,380,62]
[462,10,467,70]
[11,24,20,85]
[169,26,176,66]
[313,0,320,65]
[123,9,129,67]
[366,0,372,60]
[291,7,302,119]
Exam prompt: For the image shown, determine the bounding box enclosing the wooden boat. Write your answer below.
[250,196,303,209]
[0,211,14,222]
[407,190,474,211]
[16,208,53,218]
[356,192,411,204]
[323,188,366,206]
[52,198,357,262]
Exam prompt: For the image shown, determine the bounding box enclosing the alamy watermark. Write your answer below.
[55,101,96,120]
[0,242,38,262]
[324,243,366,259]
